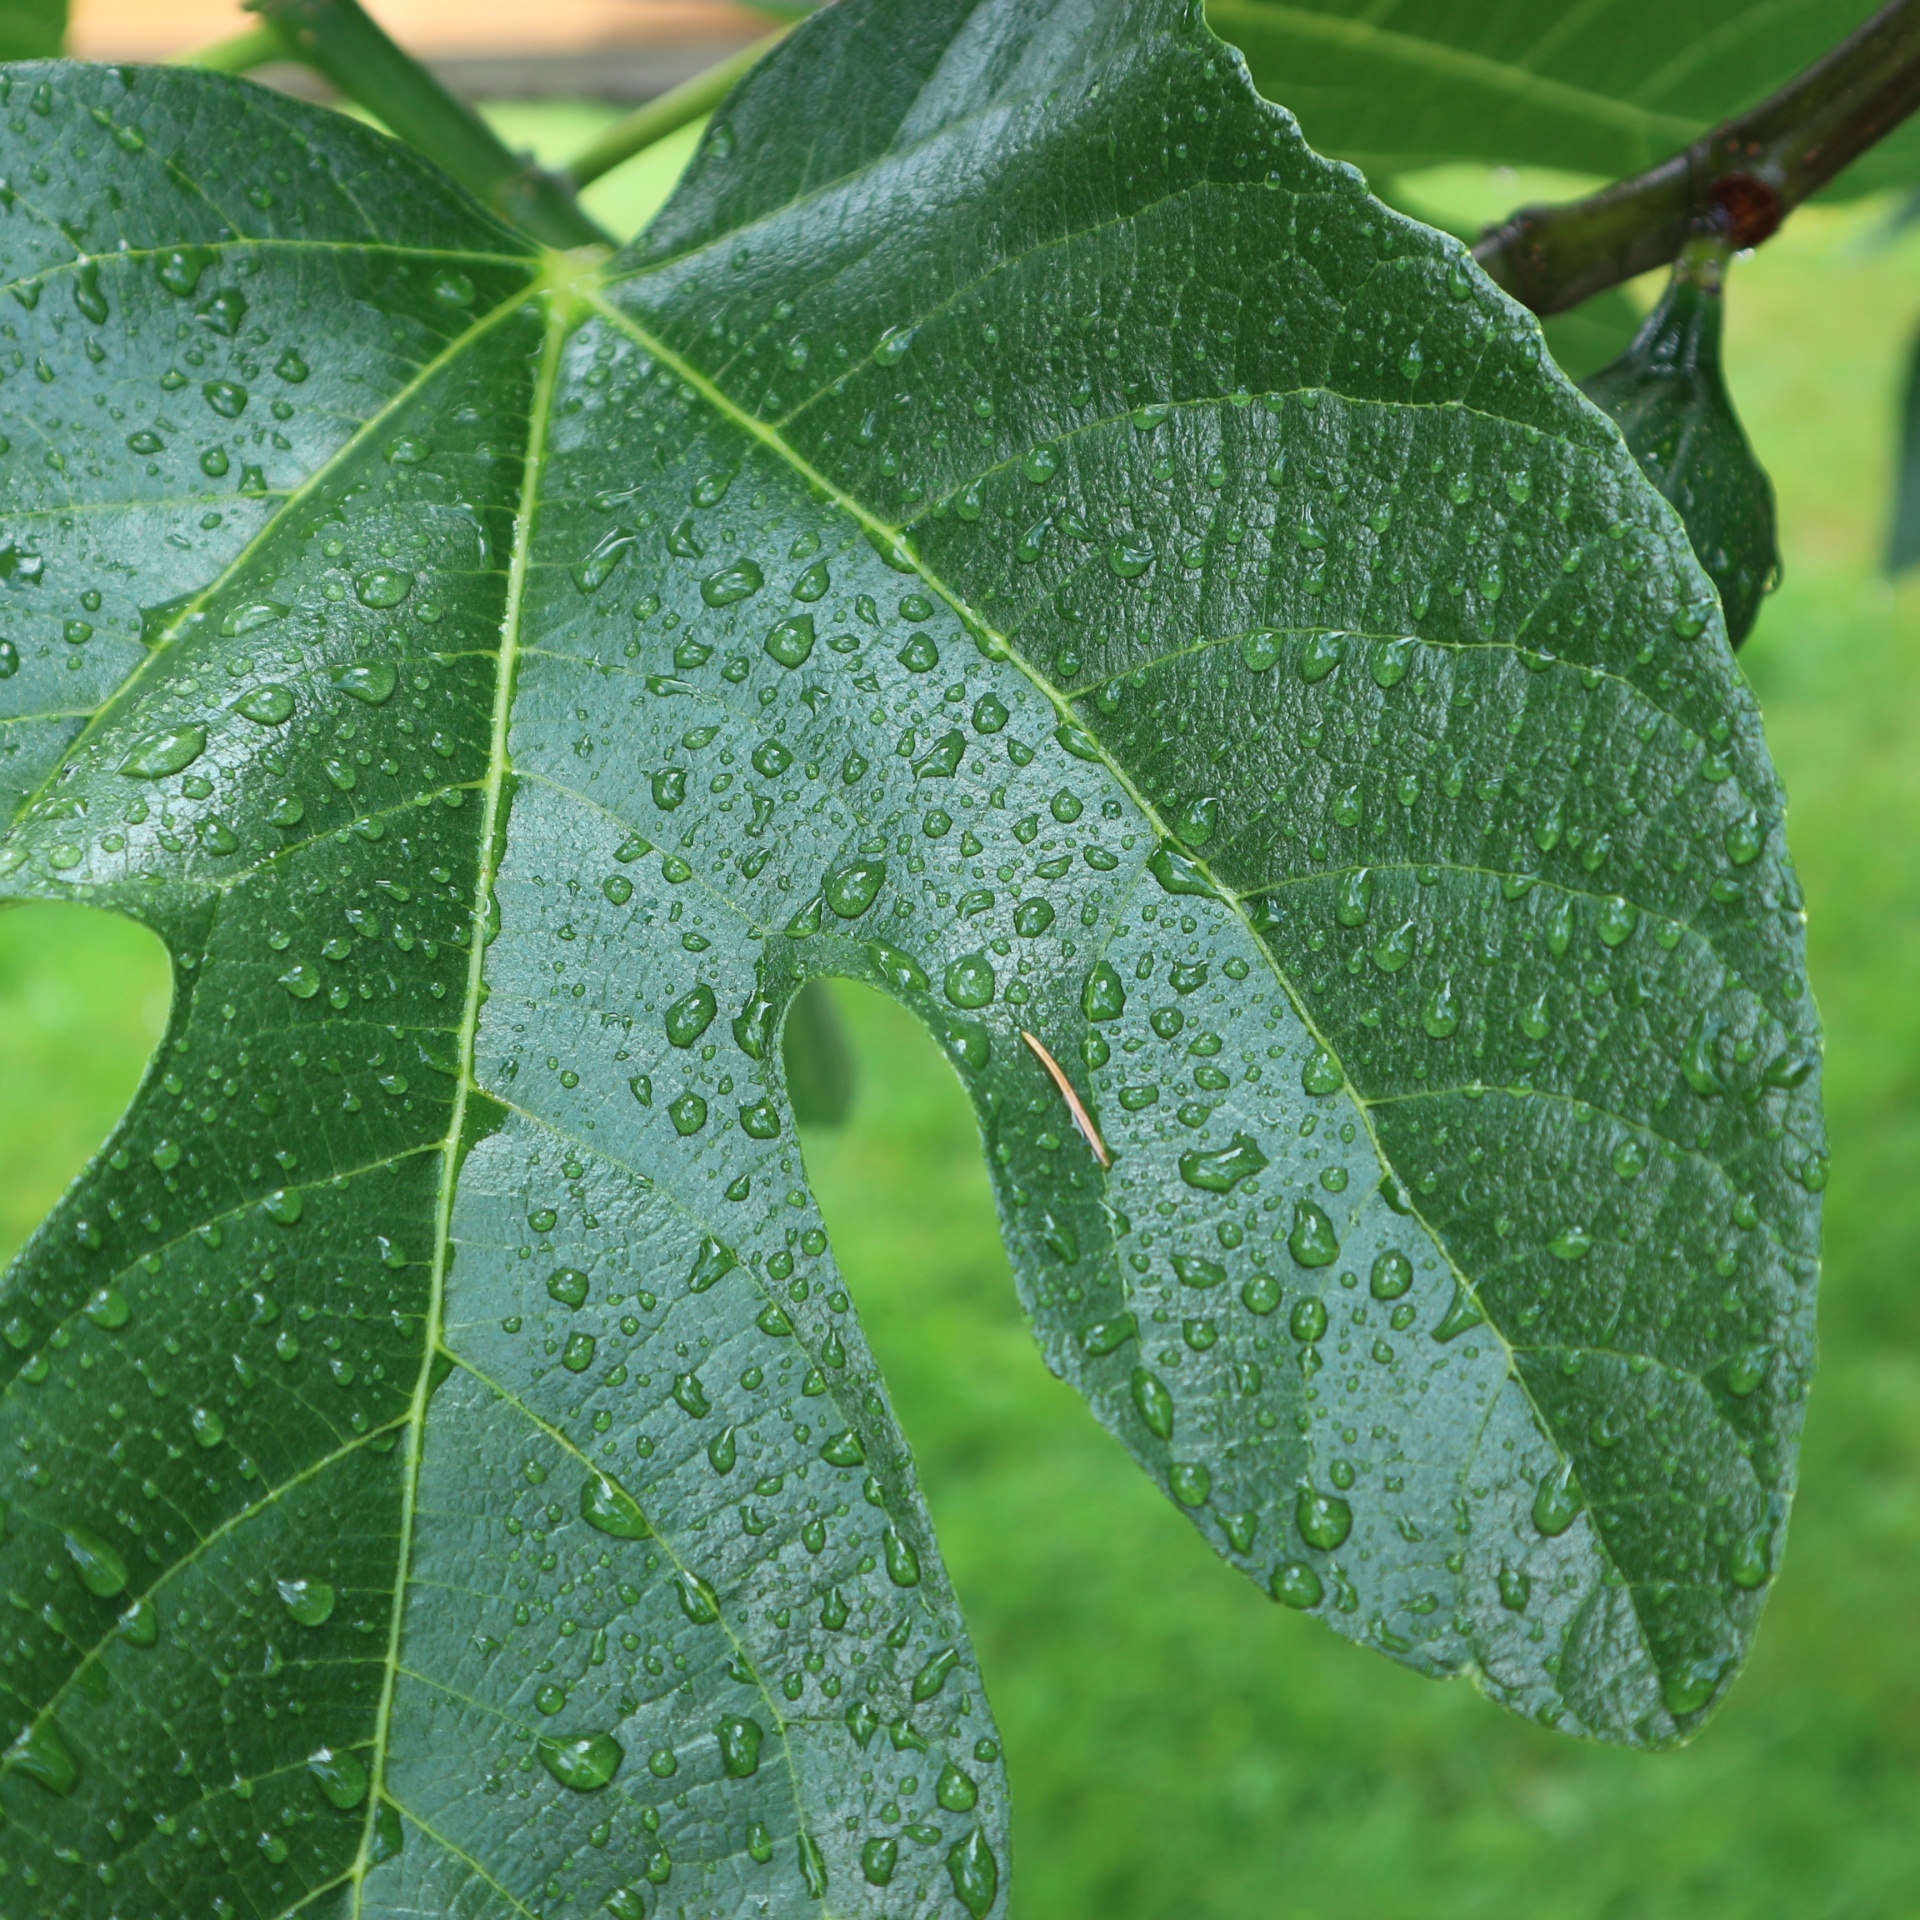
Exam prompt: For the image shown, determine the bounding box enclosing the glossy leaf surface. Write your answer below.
[1580,258,1780,647]
[0,3,1821,1913]
[1210,0,1920,192]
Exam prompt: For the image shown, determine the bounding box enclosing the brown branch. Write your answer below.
[1474,0,1920,315]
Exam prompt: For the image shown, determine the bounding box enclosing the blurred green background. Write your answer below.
[6,103,1920,1919]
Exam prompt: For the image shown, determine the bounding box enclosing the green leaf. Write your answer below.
[786,979,857,1128]
[1580,252,1780,646]
[0,1,60,62]
[0,1,1822,1906]
[1369,180,1640,382]
[1888,317,1920,574]
[1209,0,1920,194]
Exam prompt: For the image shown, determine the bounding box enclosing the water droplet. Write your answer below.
[948,1827,1000,1917]
[1730,1522,1772,1588]
[1180,1132,1268,1193]
[1269,1557,1324,1608]
[1422,983,1460,1037]
[1369,1250,1412,1299]
[580,1471,651,1540]
[1295,1488,1352,1550]
[63,1524,128,1598]
[277,1577,336,1627]
[686,1236,738,1294]
[158,245,214,296]
[1169,1461,1211,1506]
[765,614,816,667]
[1131,1366,1175,1439]
[4,1718,78,1797]
[335,661,398,705]
[717,1714,763,1777]
[1240,628,1282,671]
[354,568,412,610]
[538,1731,624,1792]
[676,1571,722,1622]
[1299,631,1345,682]
[823,858,886,919]
[1548,1225,1591,1262]
[308,1745,369,1809]
[911,1645,960,1700]
[1661,1653,1730,1715]
[119,726,206,778]
[84,1286,130,1329]
[664,984,718,1048]
[1108,534,1154,578]
[1532,1462,1583,1537]
[944,952,996,1009]
[203,379,249,418]
[574,527,637,593]
[701,559,764,607]
[1287,1199,1340,1267]
[262,1190,303,1226]
[236,683,295,725]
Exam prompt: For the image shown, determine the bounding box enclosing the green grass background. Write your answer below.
[5,109,1920,1916]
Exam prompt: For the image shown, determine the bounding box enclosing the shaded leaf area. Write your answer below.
[1210,0,1920,193]
[1580,258,1780,647]
[0,3,1821,1916]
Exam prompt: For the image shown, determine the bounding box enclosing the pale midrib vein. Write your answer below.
[2,274,536,841]
[584,285,1666,1683]
[346,285,565,1912]
[1205,0,1700,145]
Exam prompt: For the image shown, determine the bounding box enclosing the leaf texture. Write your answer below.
[0,4,1821,1914]
[1210,0,1920,193]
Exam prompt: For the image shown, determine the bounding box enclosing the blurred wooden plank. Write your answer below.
[70,0,770,62]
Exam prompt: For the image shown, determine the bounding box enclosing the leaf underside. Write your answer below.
[1208,0,1920,193]
[0,5,1822,1916]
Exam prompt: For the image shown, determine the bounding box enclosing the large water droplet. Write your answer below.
[1532,1462,1583,1537]
[277,1577,336,1627]
[119,726,206,779]
[823,859,886,919]
[538,1731,624,1792]
[1295,1488,1352,1550]
[63,1525,128,1598]
[1179,1132,1268,1193]
[308,1745,370,1809]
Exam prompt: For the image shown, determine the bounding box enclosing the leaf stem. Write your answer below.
[172,24,293,73]
[563,28,791,189]
[1474,0,1920,314]
[246,0,609,250]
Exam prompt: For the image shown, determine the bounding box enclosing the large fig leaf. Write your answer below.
[1210,0,1920,194]
[0,2,1822,1913]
